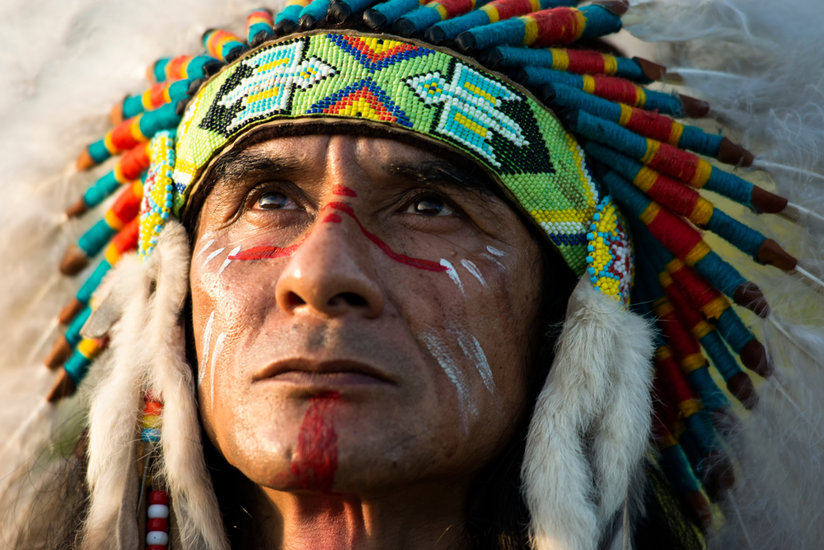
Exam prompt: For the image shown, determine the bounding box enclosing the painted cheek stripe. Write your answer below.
[291,391,340,491]
[228,240,304,261]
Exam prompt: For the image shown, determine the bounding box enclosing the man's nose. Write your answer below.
[274,211,385,318]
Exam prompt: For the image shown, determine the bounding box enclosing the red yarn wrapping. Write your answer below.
[164,55,193,81]
[531,8,585,46]
[653,364,680,427]
[626,108,677,145]
[590,75,642,107]
[656,302,704,367]
[110,185,141,225]
[119,144,151,181]
[491,0,537,19]
[667,263,726,319]
[563,49,612,74]
[643,171,700,220]
[656,348,697,405]
[111,219,139,254]
[644,205,704,261]
[435,0,476,18]
[110,117,143,152]
[647,142,704,186]
[662,276,707,330]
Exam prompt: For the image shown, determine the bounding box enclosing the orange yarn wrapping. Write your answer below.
[144,82,173,111]
[105,218,139,265]
[118,143,151,182]
[108,182,142,227]
[106,116,145,155]
[157,55,193,83]
[205,29,244,59]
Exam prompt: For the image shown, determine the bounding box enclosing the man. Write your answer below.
[1,0,823,549]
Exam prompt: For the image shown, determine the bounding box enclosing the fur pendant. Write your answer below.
[82,221,228,550]
[523,279,654,550]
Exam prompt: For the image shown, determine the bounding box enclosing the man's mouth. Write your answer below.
[253,358,396,387]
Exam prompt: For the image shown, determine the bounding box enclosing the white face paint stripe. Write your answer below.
[460,259,487,287]
[219,246,241,275]
[420,331,477,433]
[486,245,505,257]
[439,259,464,294]
[480,252,506,270]
[198,311,216,386]
[203,247,226,269]
[209,332,227,410]
[197,238,216,258]
[457,332,496,393]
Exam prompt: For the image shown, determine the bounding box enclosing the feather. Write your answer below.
[82,253,151,550]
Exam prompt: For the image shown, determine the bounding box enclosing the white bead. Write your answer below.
[147,504,170,519]
[146,531,170,545]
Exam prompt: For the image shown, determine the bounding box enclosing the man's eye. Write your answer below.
[255,191,298,210]
[408,196,454,216]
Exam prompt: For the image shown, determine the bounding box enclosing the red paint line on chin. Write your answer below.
[332,184,357,197]
[323,202,447,272]
[291,391,340,491]
[322,213,342,223]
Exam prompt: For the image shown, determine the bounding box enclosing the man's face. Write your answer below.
[190,133,544,496]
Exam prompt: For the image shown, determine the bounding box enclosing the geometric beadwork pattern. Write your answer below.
[172,30,625,287]
[406,64,527,168]
[586,196,633,304]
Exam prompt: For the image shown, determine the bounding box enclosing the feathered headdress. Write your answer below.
[0,0,822,548]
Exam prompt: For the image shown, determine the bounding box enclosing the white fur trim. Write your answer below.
[83,253,153,549]
[523,279,653,550]
[149,221,229,550]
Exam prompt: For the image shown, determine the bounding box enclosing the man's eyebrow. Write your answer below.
[383,159,497,196]
[211,149,302,185]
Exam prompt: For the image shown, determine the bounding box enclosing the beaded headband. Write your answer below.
[167,30,629,295]
[45,0,819,536]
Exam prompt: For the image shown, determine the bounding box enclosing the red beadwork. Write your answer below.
[147,517,169,532]
[149,490,169,505]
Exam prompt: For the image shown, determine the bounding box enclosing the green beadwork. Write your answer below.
[173,30,605,279]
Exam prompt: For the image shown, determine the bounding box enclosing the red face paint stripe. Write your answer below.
[291,391,340,491]
[229,242,302,260]
[226,202,447,272]
[331,184,357,197]
[324,202,447,272]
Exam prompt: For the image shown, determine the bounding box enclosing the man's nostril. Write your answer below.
[329,292,368,308]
